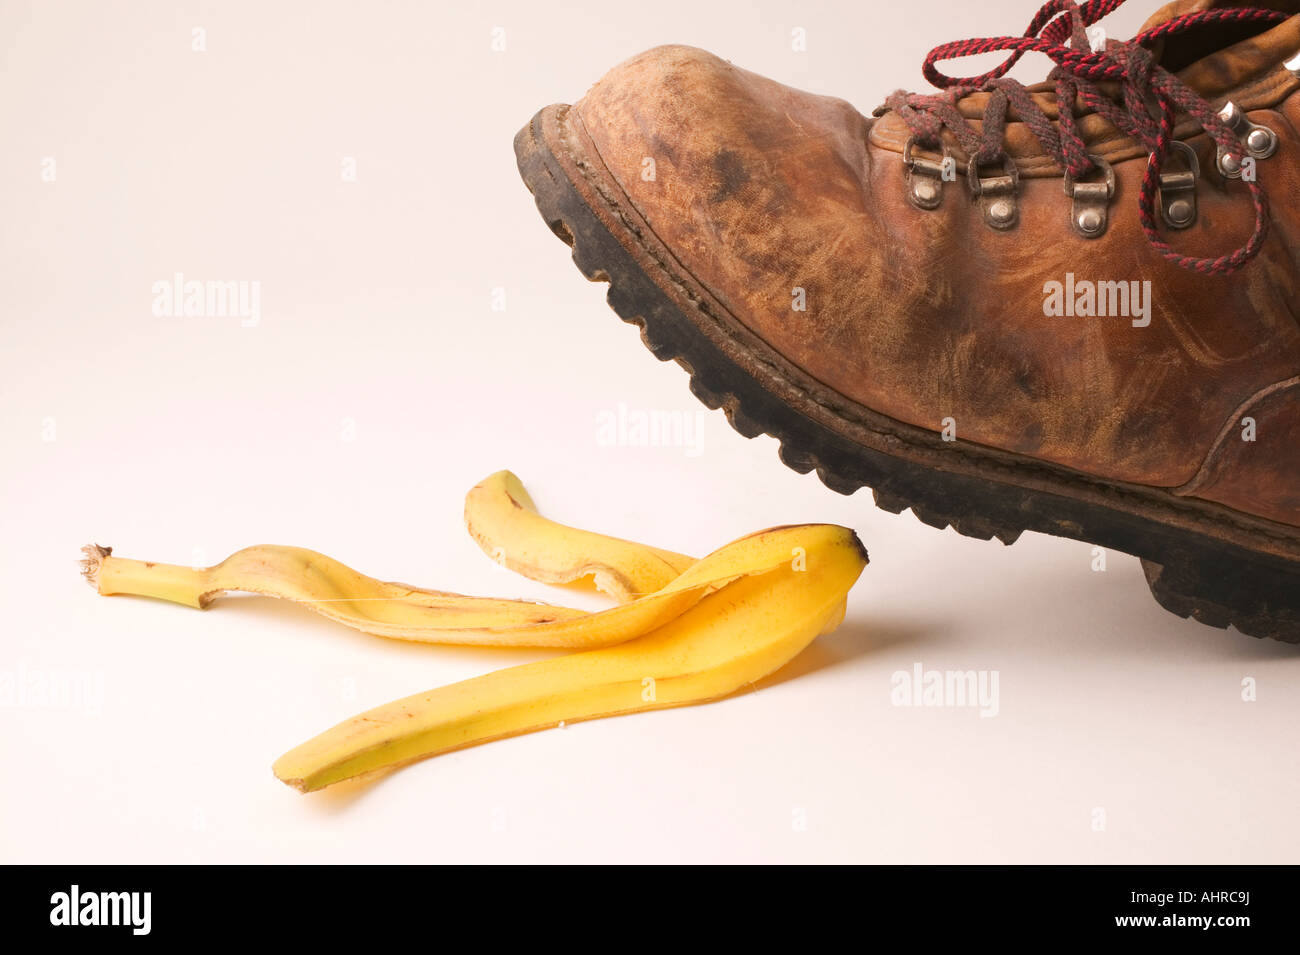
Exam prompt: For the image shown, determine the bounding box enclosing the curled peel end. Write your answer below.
[79,543,112,588]
[467,469,536,511]
[271,756,308,793]
[498,469,538,513]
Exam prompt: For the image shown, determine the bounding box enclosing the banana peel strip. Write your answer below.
[81,526,795,649]
[464,470,696,603]
[81,471,867,790]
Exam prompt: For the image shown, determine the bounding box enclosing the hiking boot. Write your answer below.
[514,0,1300,641]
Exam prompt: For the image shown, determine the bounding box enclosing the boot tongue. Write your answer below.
[1141,0,1221,34]
[1139,0,1220,66]
[1143,0,1300,31]
[1138,0,1299,73]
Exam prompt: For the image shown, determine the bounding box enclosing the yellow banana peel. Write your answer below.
[80,543,591,642]
[465,469,695,602]
[273,524,866,792]
[81,522,825,649]
[83,471,867,791]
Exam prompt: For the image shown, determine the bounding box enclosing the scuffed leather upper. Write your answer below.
[571,16,1300,528]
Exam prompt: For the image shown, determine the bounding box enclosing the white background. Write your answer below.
[3,0,1297,863]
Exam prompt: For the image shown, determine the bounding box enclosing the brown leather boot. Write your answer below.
[515,0,1300,641]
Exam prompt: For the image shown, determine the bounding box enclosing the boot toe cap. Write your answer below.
[573,45,878,316]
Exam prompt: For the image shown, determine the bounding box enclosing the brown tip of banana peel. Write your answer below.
[79,543,112,588]
[849,530,869,565]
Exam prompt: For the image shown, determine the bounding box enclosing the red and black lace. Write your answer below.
[882,0,1291,275]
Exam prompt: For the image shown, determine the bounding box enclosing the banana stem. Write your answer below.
[80,545,212,609]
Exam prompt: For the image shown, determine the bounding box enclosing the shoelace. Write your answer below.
[882,0,1291,275]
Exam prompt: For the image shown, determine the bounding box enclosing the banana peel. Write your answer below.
[273,525,865,792]
[83,472,867,791]
[81,523,826,649]
[80,543,593,643]
[465,469,695,602]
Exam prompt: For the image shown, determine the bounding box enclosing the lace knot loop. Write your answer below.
[888,0,1289,274]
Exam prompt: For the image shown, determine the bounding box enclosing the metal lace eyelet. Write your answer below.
[903,137,955,211]
[1063,155,1115,238]
[1158,141,1200,230]
[967,154,1020,231]
[1216,101,1277,179]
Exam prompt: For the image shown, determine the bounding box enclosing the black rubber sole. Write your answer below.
[515,106,1300,643]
